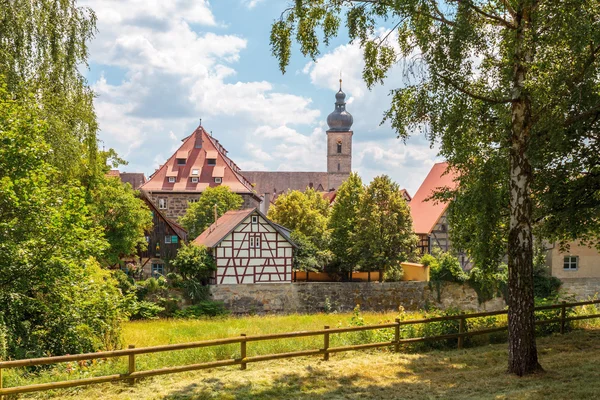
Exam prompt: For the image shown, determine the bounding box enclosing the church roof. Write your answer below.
[409,162,458,234]
[141,127,258,199]
[241,171,329,196]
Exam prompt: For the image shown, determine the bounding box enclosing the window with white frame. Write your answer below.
[151,263,164,277]
[251,215,258,224]
[249,236,255,248]
[214,177,222,184]
[191,177,199,183]
[563,256,578,270]
[191,169,199,176]
[165,235,178,244]
[158,198,167,209]
[188,198,199,204]
[168,176,176,183]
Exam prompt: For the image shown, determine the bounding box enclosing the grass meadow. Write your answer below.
[4,305,600,399]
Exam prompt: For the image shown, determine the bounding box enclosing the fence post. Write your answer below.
[240,334,247,370]
[323,326,330,361]
[394,318,401,352]
[128,344,136,385]
[458,313,466,349]
[1,365,3,400]
[561,301,567,334]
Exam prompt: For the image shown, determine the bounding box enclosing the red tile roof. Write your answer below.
[409,162,458,234]
[140,127,257,197]
[193,208,255,248]
[193,208,297,249]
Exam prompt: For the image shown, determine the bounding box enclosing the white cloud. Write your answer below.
[242,0,264,9]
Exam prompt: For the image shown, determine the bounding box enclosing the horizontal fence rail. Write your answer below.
[1,299,599,396]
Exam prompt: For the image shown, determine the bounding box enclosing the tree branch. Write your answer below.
[564,102,600,127]
[456,0,516,29]
[432,71,513,104]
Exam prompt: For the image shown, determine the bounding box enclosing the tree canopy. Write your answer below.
[179,186,244,238]
[271,0,600,375]
[328,172,364,273]
[268,188,331,270]
[353,175,417,272]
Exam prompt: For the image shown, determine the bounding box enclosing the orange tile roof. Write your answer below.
[140,127,257,197]
[193,208,255,248]
[193,208,297,249]
[107,169,120,177]
[409,162,458,234]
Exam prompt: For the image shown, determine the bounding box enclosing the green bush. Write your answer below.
[174,301,230,318]
[0,318,7,360]
[129,301,164,320]
[468,264,508,303]
[181,280,211,304]
[383,263,404,282]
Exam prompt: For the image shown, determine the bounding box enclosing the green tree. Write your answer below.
[271,1,600,375]
[353,175,417,273]
[328,172,364,274]
[89,176,153,266]
[170,243,216,283]
[0,84,126,358]
[180,186,243,238]
[268,188,332,270]
[267,188,329,238]
[0,0,99,181]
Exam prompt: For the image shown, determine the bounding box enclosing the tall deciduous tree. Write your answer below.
[271,1,600,375]
[180,186,243,238]
[268,188,332,270]
[89,176,153,266]
[328,172,364,273]
[0,0,98,181]
[353,175,417,273]
[0,83,125,358]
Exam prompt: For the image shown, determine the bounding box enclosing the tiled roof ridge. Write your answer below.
[203,131,255,193]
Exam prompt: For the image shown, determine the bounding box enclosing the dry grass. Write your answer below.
[18,328,600,400]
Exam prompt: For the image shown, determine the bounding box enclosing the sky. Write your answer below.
[81,0,441,195]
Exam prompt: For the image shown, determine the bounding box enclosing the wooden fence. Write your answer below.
[1,299,600,397]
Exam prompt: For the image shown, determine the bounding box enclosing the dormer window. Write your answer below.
[191,169,199,176]
[214,177,222,184]
[177,158,186,166]
[168,177,176,183]
[191,177,199,183]
[207,158,216,166]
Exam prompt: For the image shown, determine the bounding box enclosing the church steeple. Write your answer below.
[326,82,353,190]
[327,79,354,132]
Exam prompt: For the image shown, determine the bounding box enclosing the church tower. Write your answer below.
[326,80,353,190]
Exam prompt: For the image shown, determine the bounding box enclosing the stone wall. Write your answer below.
[210,281,505,314]
[147,192,260,220]
[560,278,600,300]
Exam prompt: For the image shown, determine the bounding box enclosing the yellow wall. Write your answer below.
[550,241,600,279]
[401,262,430,282]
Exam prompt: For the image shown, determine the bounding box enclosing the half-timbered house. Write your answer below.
[409,162,471,269]
[193,208,296,284]
[137,194,188,278]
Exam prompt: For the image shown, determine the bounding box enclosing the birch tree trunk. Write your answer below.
[507,3,543,376]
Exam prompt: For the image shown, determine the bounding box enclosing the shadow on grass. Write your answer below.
[159,330,600,400]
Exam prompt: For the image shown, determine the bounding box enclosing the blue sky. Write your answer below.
[82,0,440,194]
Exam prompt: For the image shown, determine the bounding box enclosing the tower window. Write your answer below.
[338,163,341,171]
[337,143,342,153]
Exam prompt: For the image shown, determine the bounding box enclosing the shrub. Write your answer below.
[170,243,216,283]
[0,318,7,360]
[181,280,211,304]
[129,301,164,320]
[383,263,404,282]
[468,264,508,303]
[174,301,230,318]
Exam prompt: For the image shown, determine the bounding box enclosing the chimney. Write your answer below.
[262,192,271,215]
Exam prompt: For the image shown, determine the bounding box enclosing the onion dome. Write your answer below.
[327,79,353,131]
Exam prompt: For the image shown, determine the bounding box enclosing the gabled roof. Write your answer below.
[409,162,458,235]
[141,193,188,241]
[193,208,297,249]
[140,127,258,198]
[106,170,147,190]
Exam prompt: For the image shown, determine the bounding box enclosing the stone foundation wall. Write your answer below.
[560,278,600,300]
[210,282,505,314]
